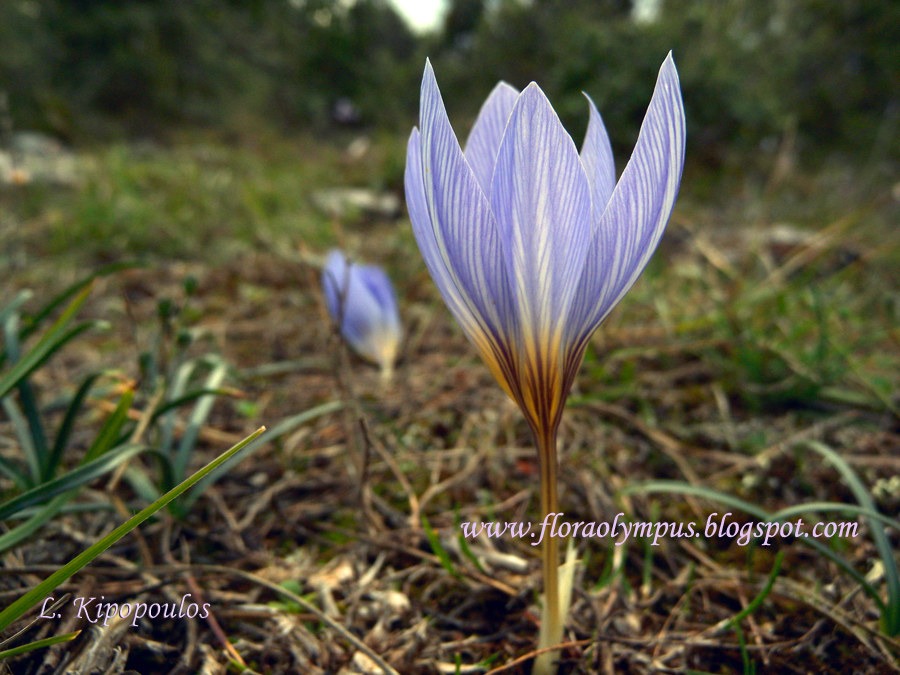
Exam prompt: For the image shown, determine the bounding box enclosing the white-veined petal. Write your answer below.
[490,83,593,364]
[580,94,616,215]
[568,53,685,352]
[408,62,519,394]
[322,250,402,371]
[465,81,519,198]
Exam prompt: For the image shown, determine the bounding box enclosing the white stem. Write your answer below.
[534,541,577,675]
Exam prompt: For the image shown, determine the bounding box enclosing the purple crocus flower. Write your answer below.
[405,54,685,671]
[322,249,402,378]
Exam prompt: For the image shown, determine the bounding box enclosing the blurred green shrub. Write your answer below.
[1,0,894,166]
[0,268,145,552]
[432,0,897,165]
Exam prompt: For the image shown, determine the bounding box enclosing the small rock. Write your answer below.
[312,187,401,220]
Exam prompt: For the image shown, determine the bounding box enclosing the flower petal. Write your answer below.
[322,249,350,324]
[490,83,593,362]
[407,62,518,395]
[490,83,593,428]
[568,52,685,351]
[322,250,401,369]
[404,129,478,333]
[580,94,616,215]
[346,265,402,368]
[464,81,519,198]
[356,264,401,334]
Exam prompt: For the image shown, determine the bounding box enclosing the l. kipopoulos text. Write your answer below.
[39,593,210,627]
[460,512,860,547]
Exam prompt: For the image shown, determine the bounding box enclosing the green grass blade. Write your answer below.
[18,262,134,342]
[173,358,228,481]
[770,502,900,532]
[455,515,487,575]
[801,440,900,635]
[6,503,115,520]
[624,481,769,519]
[0,595,70,652]
[624,480,885,613]
[17,379,49,481]
[0,456,30,492]
[82,387,135,464]
[157,359,198,454]
[149,387,234,420]
[1,318,44,484]
[179,401,343,512]
[122,464,165,505]
[728,552,785,675]
[18,281,93,350]
[0,291,32,368]
[0,282,98,404]
[2,314,50,479]
[1,396,40,488]
[422,513,460,579]
[0,444,147,521]
[47,373,103,478]
[0,493,73,553]
[728,550,784,627]
[733,623,754,675]
[0,317,98,402]
[0,290,31,329]
[0,426,266,632]
[0,630,81,660]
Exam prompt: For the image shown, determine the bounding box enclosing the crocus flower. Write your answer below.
[405,54,685,672]
[322,249,402,379]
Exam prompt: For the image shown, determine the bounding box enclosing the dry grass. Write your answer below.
[1,140,898,674]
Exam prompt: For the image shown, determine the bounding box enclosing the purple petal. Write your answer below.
[464,81,519,198]
[580,94,616,215]
[356,264,401,332]
[407,62,518,391]
[568,53,686,351]
[322,249,351,322]
[322,250,402,369]
[405,129,466,324]
[490,83,593,362]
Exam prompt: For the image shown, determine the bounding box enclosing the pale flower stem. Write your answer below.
[379,364,394,385]
[534,426,561,675]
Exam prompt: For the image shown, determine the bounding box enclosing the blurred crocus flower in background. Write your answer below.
[322,249,402,379]
[405,54,685,673]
